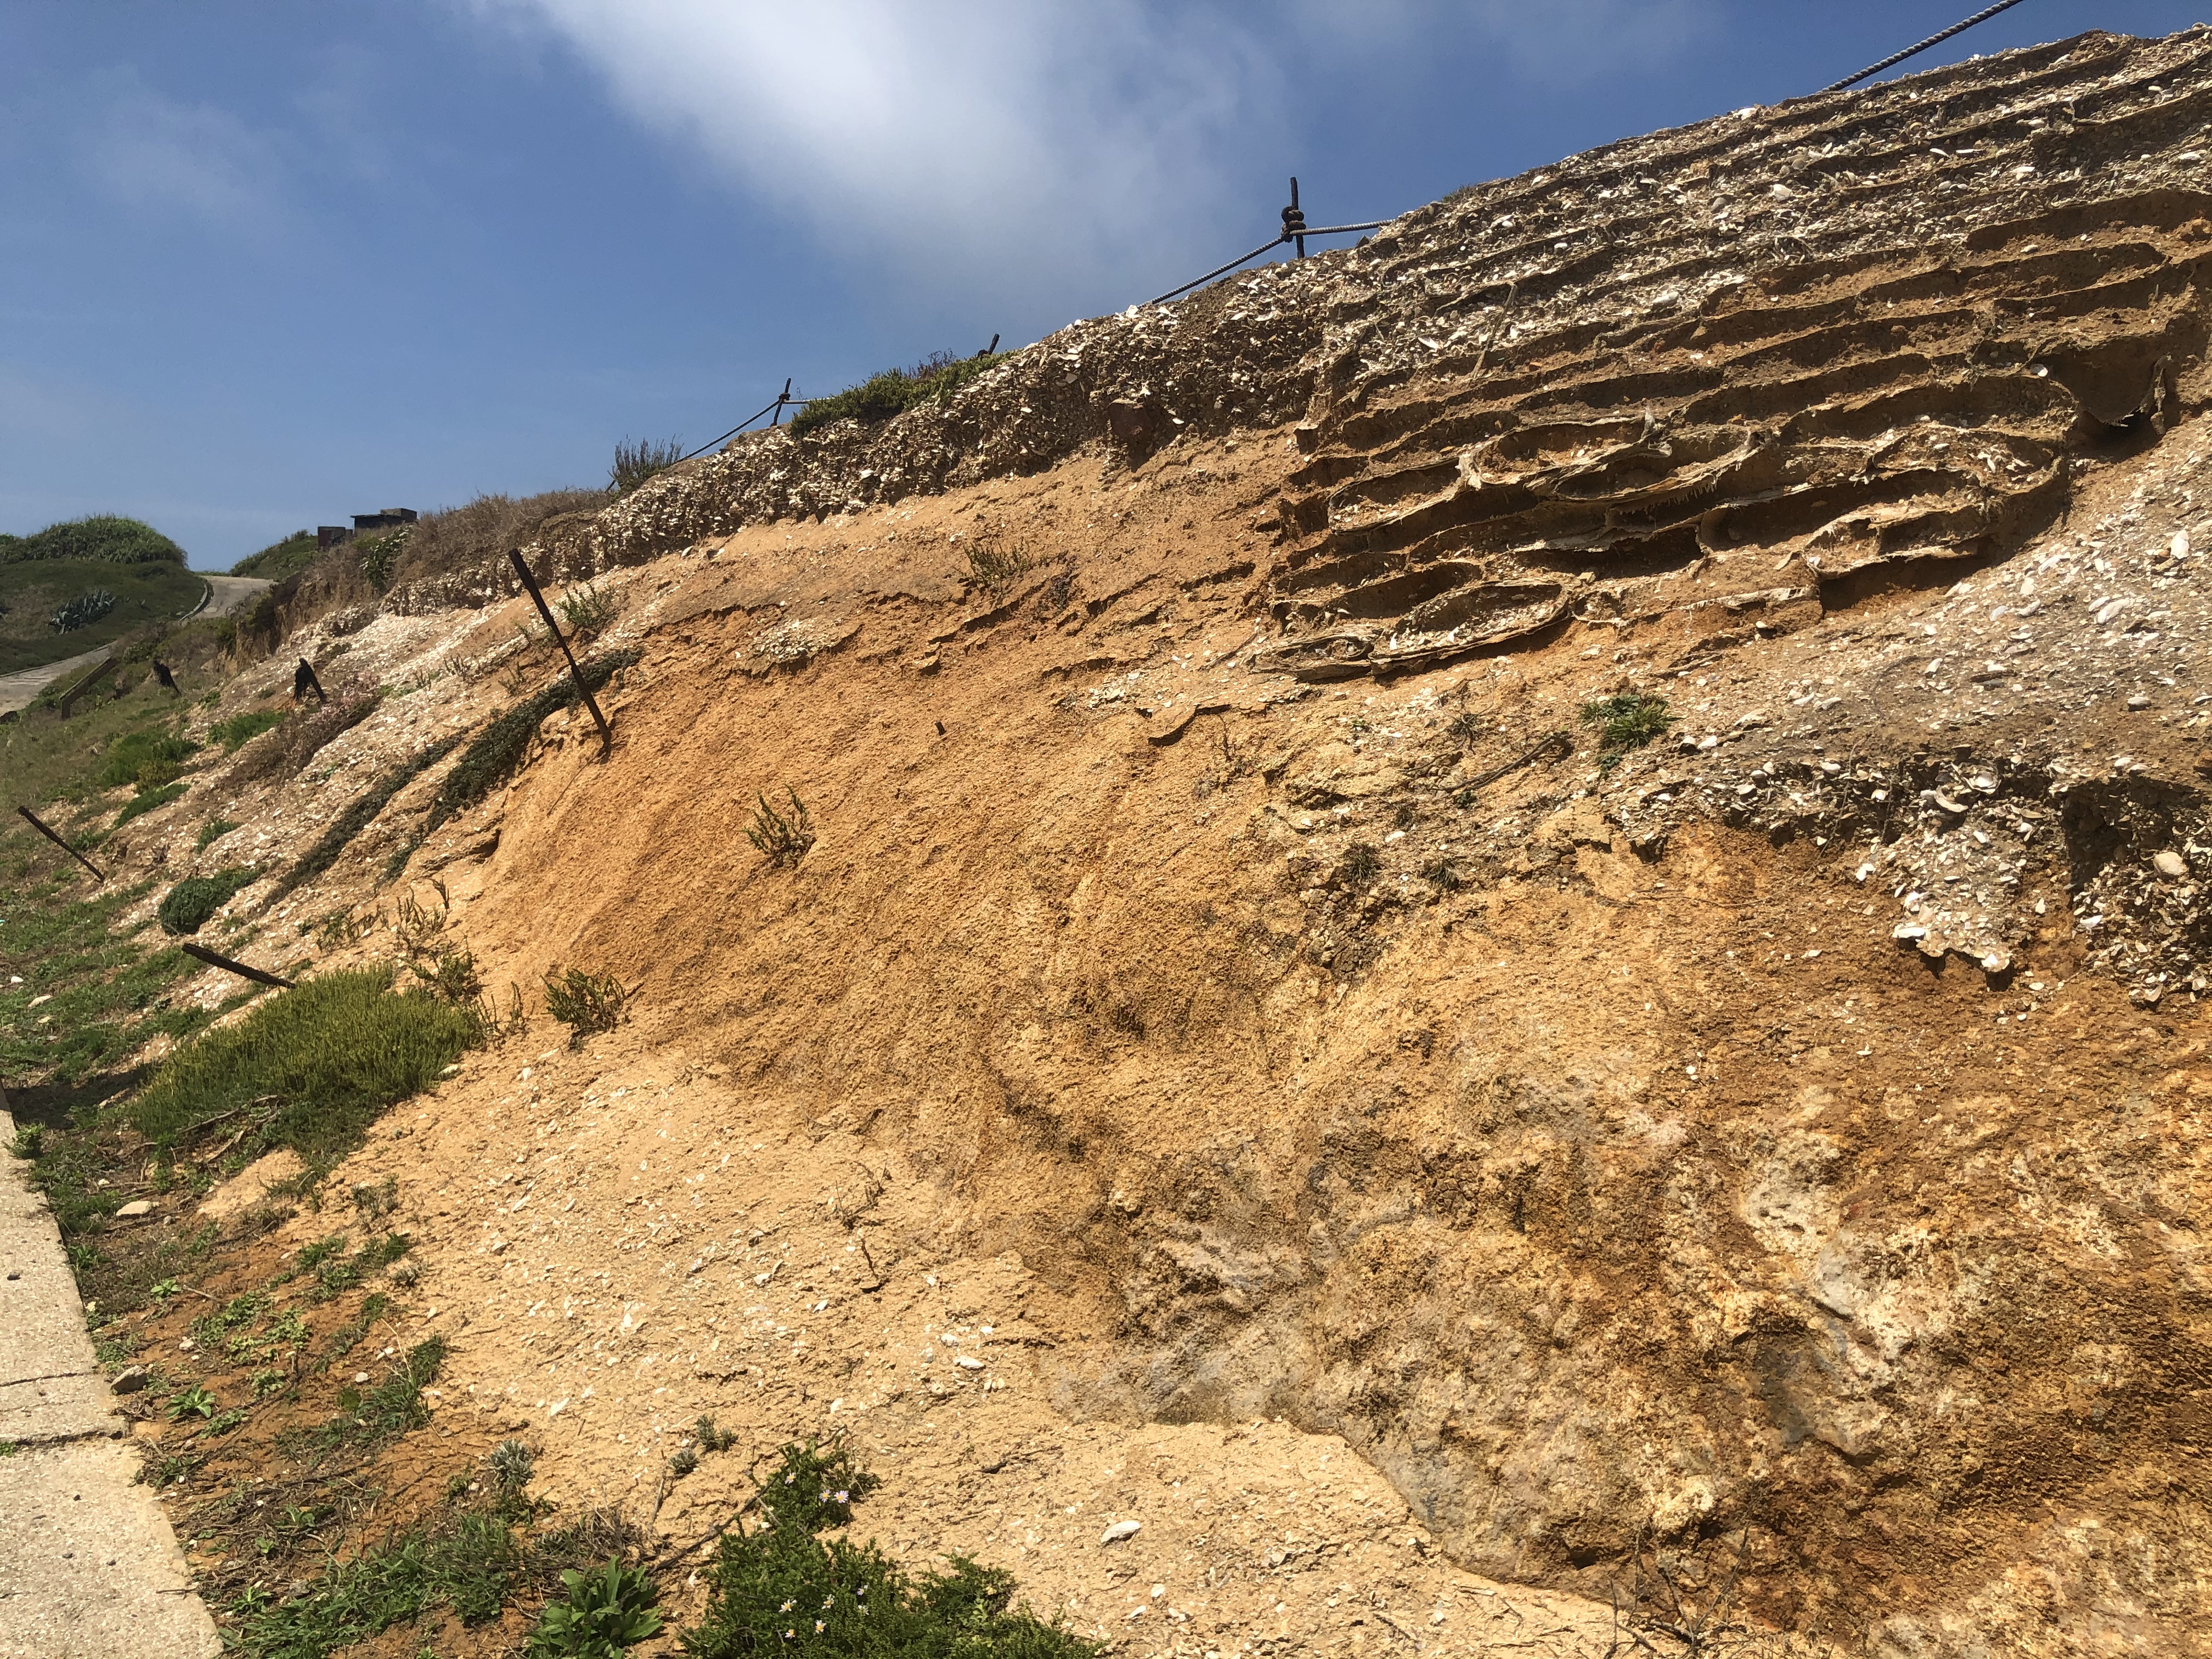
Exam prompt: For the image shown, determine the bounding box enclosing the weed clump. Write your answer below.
[557,582,616,641]
[130,965,477,1159]
[610,436,684,496]
[962,527,1035,594]
[680,1439,1096,1658]
[113,782,188,828]
[209,708,287,752]
[424,648,639,833]
[788,351,1010,438]
[543,967,625,1049]
[157,867,257,935]
[1338,842,1381,888]
[746,787,816,867]
[1580,691,1675,770]
[529,1560,661,1658]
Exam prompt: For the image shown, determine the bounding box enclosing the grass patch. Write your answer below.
[266,734,463,902]
[1579,691,1675,770]
[157,867,257,935]
[680,1440,1099,1657]
[0,873,203,1094]
[228,530,320,582]
[789,351,1010,438]
[196,817,239,850]
[210,708,288,752]
[128,966,477,1160]
[95,729,195,789]
[112,782,188,827]
[423,648,639,834]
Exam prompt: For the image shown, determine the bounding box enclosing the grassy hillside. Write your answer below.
[229,528,321,582]
[0,514,186,566]
[0,556,207,674]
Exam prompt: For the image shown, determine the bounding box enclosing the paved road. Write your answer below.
[0,574,270,717]
[0,1107,219,1657]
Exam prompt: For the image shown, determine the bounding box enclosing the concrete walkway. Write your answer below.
[0,1109,217,1658]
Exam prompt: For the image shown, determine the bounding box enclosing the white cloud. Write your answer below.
[80,71,281,227]
[464,1,1714,309]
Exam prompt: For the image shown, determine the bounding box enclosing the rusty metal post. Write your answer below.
[180,941,296,990]
[15,806,105,883]
[507,550,613,757]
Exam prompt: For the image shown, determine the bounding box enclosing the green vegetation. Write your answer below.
[962,528,1035,594]
[197,817,239,850]
[789,351,1010,438]
[556,582,616,641]
[51,588,116,633]
[1579,691,1676,770]
[229,530,321,582]
[0,872,202,1093]
[745,787,816,867]
[541,968,624,1049]
[112,782,189,828]
[357,530,408,592]
[527,1561,662,1658]
[680,1440,1098,1658]
[156,867,257,935]
[95,729,194,789]
[0,554,207,674]
[232,1449,643,1659]
[0,515,186,566]
[610,436,683,496]
[128,966,478,1160]
[211,708,289,752]
[424,648,639,833]
[267,734,462,901]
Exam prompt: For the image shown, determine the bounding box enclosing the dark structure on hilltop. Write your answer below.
[317,509,417,551]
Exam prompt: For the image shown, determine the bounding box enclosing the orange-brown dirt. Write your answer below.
[75,27,2212,1659]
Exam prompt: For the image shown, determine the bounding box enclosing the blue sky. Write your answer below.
[3,1,2205,570]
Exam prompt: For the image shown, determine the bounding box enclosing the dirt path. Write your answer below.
[0,1108,216,1658]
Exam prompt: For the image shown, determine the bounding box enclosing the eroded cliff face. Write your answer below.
[124,26,2212,1656]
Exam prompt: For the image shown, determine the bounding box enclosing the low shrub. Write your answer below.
[963,527,1035,594]
[196,817,239,850]
[542,967,624,1049]
[210,708,287,752]
[157,867,257,935]
[95,730,194,789]
[746,787,816,867]
[424,648,639,833]
[356,529,408,592]
[679,1440,1097,1658]
[129,965,477,1158]
[556,582,616,641]
[1580,691,1675,769]
[610,436,684,496]
[788,350,1010,438]
[1339,842,1381,887]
